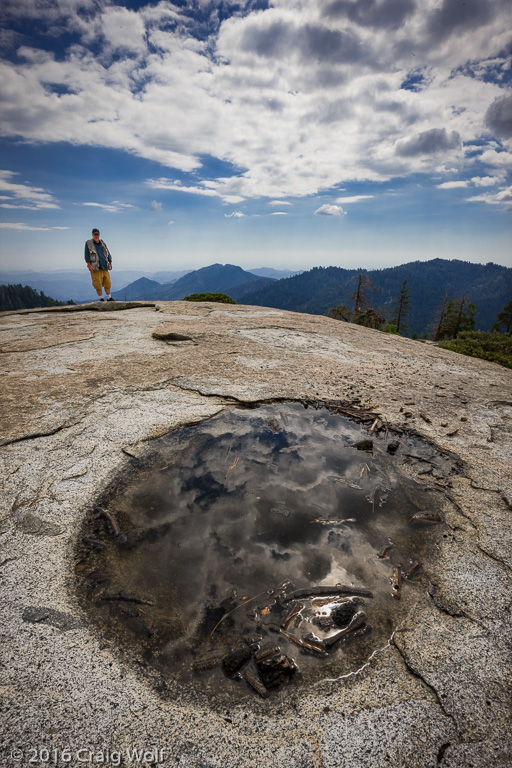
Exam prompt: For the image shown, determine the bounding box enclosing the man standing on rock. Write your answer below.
[84,228,115,301]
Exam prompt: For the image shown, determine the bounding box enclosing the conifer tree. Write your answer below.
[354,308,386,330]
[326,304,351,321]
[349,272,377,319]
[433,293,448,342]
[438,295,476,340]
[390,280,411,335]
[492,300,512,335]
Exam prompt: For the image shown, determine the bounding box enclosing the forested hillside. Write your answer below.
[0,284,73,311]
[241,260,512,336]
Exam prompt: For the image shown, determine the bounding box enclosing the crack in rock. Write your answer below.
[392,635,461,742]
[0,415,86,447]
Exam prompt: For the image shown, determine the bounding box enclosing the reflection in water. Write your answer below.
[79,403,447,703]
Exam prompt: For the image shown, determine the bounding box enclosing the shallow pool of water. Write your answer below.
[78,402,448,702]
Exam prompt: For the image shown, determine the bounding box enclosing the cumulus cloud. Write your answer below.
[467,186,512,209]
[323,0,416,31]
[150,200,162,211]
[485,93,512,140]
[314,204,346,216]
[426,0,497,44]
[395,128,461,157]
[471,175,501,187]
[477,149,512,169]
[100,7,146,54]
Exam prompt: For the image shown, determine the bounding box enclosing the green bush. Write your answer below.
[326,304,351,321]
[439,331,512,369]
[381,322,399,335]
[182,293,236,304]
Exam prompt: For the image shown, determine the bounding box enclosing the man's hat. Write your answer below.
[92,228,100,234]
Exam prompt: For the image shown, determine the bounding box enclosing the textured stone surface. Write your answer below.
[0,300,511,767]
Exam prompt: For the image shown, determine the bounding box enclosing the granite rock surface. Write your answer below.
[1,301,511,768]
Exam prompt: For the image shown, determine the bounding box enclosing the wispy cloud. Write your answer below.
[269,200,292,206]
[146,178,244,205]
[81,201,136,213]
[224,211,245,218]
[335,195,374,203]
[0,222,66,230]
[0,170,60,210]
[437,181,469,189]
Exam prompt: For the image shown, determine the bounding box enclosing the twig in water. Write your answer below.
[209,590,267,638]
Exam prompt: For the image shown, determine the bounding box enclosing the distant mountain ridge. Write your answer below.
[116,277,163,301]
[248,267,302,280]
[112,263,276,301]
[240,259,512,334]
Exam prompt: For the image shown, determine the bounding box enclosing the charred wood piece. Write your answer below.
[283,585,373,603]
[97,507,120,536]
[324,612,367,648]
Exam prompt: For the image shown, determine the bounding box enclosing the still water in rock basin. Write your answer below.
[81,403,444,702]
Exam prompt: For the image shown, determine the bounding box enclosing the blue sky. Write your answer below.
[0,0,511,273]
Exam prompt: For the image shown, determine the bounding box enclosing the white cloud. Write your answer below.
[335,195,374,203]
[271,211,288,215]
[477,150,512,169]
[0,170,60,209]
[150,200,162,211]
[224,211,246,218]
[100,7,146,55]
[470,176,501,187]
[269,200,292,206]
[314,204,346,217]
[467,186,512,209]
[0,222,62,230]
[146,177,245,205]
[437,181,469,189]
[168,220,175,225]
[81,201,135,213]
